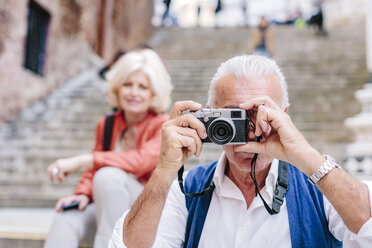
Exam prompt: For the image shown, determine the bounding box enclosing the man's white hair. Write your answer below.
[207,55,289,109]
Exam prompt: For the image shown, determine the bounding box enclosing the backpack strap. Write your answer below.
[103,113,115,151]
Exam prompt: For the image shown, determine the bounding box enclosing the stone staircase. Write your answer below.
[0,22,368,247]
[274,25,368,162]
[0,70,111,207]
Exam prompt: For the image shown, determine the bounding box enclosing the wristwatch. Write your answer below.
[308,155,340,185]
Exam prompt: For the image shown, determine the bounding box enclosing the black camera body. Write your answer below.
[190,109,249,145]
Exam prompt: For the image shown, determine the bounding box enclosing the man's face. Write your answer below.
[214,73,283,174]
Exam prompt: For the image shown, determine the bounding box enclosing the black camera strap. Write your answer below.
[250,152,289,215]
[178,165,216,197]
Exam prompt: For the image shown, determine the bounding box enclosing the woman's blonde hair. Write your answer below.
[106,49,172,113]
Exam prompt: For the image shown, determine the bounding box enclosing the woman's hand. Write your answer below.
[47,154,93,182]
[55,194,90,212]
[237,96,321,175]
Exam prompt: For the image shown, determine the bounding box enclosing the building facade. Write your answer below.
[0,0,153,123]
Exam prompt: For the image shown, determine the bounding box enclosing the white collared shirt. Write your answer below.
[110,153,372,247]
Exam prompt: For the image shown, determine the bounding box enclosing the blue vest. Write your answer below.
[183,161,342,248]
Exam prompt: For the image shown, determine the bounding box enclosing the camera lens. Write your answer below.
[208,118,236,145]
[217,127,226,137]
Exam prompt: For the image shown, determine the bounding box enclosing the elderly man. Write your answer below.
[110,55,372,247]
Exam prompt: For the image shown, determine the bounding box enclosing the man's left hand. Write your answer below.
[237,96,322,175]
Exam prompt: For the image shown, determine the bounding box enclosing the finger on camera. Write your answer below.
[170,101,202,119]
[261,120,272,138]
[180,135,197,158]
[256,105,285,131]
[248,130,256,141]
[255,105,271,136]
[172,114,207,139]
[175,126,203,157]
[161,128,198,161]
[240,96,281,111]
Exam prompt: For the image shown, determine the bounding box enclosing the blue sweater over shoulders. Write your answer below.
[183,160,342,248]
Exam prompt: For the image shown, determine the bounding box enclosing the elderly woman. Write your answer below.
[44,49,172,248]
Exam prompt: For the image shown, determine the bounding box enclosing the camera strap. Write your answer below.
[250,152,289,215]
[178,165,215,197]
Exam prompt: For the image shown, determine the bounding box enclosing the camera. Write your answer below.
[190,109,249,145]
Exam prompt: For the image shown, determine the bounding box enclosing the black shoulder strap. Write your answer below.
[178,165,216,198]
[103,113,115,151]
[257,160,289,215]
[272,160,289,213]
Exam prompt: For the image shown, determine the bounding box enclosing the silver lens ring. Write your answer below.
[208,117,236,145]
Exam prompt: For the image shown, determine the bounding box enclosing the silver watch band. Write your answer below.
[308,155,340,185]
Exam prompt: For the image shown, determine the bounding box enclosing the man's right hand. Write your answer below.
[157,101,207,178]
[123,101,207,247]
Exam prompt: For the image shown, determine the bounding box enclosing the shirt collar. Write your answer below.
[213,152,279,203]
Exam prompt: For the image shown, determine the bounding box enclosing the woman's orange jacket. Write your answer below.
[74,111,169,201]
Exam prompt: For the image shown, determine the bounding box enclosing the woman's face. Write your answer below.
[117,70,154,116]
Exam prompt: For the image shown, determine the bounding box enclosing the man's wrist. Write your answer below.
[153,165,178,183]
[292,146,325,176]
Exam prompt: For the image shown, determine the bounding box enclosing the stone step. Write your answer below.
[0,192,71,208]
[0,208,95,248]
[1,139,93,149]
[0,208,54,248]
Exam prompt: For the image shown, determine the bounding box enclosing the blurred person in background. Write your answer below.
[241,0,247,26]
[248,16,275,58]
[308,0,327,36]
[214,0,222,15]
[44,48,172,248]
[162,0,172,26]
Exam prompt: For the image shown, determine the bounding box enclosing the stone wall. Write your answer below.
[111,0,153,52]
[0,0,153,123]
[324,0,366,27]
